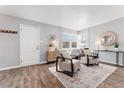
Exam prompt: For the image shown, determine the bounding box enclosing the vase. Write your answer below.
[114,48,119,51]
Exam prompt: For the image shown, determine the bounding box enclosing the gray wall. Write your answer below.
[79,17,124,65]
[89,17,124,51]
[0,14,20,68]
[0,14,76,68]
[80,17,124,51]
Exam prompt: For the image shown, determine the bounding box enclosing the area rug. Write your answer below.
[49,64,117,88]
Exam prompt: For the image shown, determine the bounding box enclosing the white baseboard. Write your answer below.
[0,65,21,71]
[99,60,114,64]
[0,61,47,71]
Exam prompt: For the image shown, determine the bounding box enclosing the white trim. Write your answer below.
[40,61,47,64]
[99,60,116,65]
[0,61,47,71]
[100,60,124,66]
[0,65,21,71]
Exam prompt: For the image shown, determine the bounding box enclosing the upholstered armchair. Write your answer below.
[81,54,99,66]
[81,48,99,66]
[56,50,80,77]
[71,49,82,59]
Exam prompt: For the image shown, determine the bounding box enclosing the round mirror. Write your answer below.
[98,32,117,46]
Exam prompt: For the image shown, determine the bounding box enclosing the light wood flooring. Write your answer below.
[97,67,124,88]
[0,63,123,88]
[0,63,64,88]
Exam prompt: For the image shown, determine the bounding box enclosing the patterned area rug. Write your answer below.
[49,64,117,88]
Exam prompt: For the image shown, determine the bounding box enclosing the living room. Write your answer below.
[0,5,123,88]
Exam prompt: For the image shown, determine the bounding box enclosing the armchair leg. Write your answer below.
[70,73,73,77]
[96,63,99,65]
[78,68,80,71]
[56,57,58,72]
[87,63,90,66]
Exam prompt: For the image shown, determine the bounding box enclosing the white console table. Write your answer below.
[94,50,124,66]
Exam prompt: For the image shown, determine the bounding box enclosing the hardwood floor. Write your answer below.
[0,63,64,88]
[0,63,123,88]
[97,67,124,88]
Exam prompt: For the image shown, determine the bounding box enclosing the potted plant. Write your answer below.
[113,42,119,51]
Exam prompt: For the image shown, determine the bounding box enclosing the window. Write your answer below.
[63,33,70,48]
[63,41,70,48]
[79,33,88,48]
[71,34,78,48]
[71,42,77,48]
[63,32,78,49]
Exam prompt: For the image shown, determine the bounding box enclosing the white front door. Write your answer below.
[20,25,40,66]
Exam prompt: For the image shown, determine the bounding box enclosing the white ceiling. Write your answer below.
[0,5,124,30]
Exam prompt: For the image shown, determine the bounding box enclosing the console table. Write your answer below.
[94,50,124,66]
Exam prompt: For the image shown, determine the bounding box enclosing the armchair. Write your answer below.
[81,48,99,66]
[56,50,80,77]
[71,49,82,59]
[81,54,99,66]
